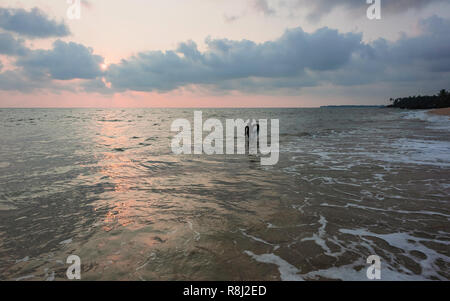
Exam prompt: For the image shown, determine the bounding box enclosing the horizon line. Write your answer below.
[0,105,386,109]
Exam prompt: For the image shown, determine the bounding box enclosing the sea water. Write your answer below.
[0,108,448,280]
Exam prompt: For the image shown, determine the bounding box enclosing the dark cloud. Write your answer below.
[0,70,38,92]
[316,15,450,86]
[106,27,362,92]
[0,7,70,38]
[420,14,450,36]
[17,40,104,80]
[0,68,80,93]
[0,39,103,92]
[81,78,114,94]
[103,15,450,94]
[0,32,28,56]
[288,0,447,21]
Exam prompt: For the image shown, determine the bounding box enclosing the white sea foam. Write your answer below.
[301,259,430,281]
[282,110,450,169]
[240,229,274,246]
[402,110,450,131]
[244,251,303,281]
[15,274,34,281]
[390,138,450,166]
[299,227,450,280]
[321,202,450,219]
[15,256,29,264]
[339,228,450,280]
[346,139,450,167]
[302,262,367,281]
[301,216,331,254]
[187,220,201,241]
[59,238,72,245]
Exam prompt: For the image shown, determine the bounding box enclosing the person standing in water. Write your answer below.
[245,120,259,154]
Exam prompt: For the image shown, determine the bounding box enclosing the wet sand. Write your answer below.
[429,108,450,116]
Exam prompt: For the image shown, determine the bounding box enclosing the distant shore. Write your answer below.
[429,108,450,116]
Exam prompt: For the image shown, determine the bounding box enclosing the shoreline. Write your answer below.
[429,108,450,116]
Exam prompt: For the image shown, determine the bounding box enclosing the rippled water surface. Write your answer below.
[0,108,449,280]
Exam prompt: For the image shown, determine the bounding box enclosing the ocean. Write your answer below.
[0,108,449,280]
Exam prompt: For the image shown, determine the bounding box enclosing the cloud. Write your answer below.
[290,0,447,21]
[0,32,29,56]
[103,15,450,94]
[0,67,81,93]
[245,0,447,21]
[17,40,104,80]
[420,14,450,36]
[81,77,114,94]
[0,7,70,38]
[251,0,275,16]
[0,13,449,98]
[0,39,103,93]
[223,14,240,23]
[106,27,362,92]
[317,15,450,86]
[223,0,274,23]
[0,69,40,92]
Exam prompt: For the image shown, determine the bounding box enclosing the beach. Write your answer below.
[429,108,450,116]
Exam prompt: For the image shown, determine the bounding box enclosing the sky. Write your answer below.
[0,0,449,107]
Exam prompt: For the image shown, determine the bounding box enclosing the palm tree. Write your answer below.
[438,89,448,97]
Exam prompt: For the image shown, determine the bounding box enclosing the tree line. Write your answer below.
[388,89,450,109]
